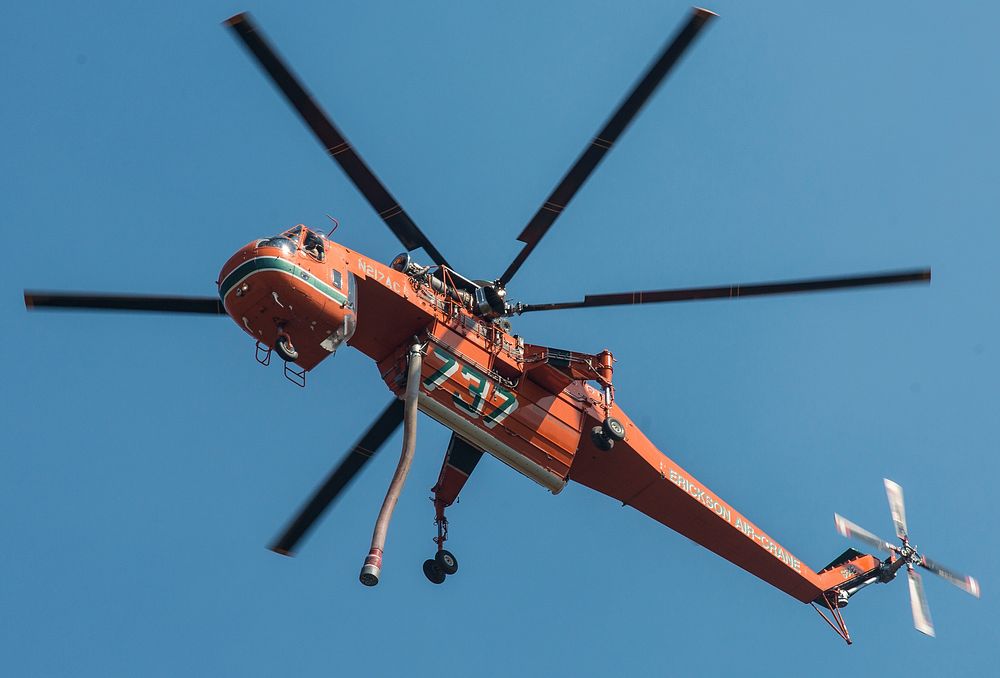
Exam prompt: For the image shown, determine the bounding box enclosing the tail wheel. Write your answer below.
[275,334,299,362]
[423,558,446,584]
[435,549,459,575]
[602,417,626,441]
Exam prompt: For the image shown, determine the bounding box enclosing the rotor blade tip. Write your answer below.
[269,546,294,557]
[224,12,248,27]
[969,577,981,598]
[694,7,719,19]
[23,292,34,309]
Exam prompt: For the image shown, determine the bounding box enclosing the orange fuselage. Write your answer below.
[217,227,877,604]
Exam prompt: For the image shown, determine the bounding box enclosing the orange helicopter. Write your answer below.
[23,8,979,644]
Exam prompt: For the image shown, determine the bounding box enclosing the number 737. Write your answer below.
[422,348,517,429]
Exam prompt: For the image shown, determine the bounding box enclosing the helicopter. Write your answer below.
[22,8,979,643]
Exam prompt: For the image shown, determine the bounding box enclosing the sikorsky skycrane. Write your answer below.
[23,8,980,643]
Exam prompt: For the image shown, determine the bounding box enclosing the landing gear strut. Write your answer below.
[423,499,460,584]
[423,433,481,584]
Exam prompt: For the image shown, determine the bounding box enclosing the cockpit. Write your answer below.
[256,225,326,261]
[303,229,325,261]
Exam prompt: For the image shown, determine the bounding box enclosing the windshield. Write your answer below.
[256,225,304,255]
[256,236,296,254]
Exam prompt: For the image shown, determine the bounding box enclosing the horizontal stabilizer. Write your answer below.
[819,547,866,573]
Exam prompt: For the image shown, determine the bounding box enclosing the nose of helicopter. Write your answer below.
[216,234,355,372]
[217,238,270,311]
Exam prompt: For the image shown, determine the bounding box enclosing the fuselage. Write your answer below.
[217,225,879,604]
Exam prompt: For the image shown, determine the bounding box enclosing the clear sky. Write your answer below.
[4,1,997,675]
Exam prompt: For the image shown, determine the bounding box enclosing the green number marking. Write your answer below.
[422,347,518,428]
[452,365,490,417]
[483,385,518,429]
[423,348,459,390]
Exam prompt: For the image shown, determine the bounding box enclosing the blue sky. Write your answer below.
[3,1,997,675]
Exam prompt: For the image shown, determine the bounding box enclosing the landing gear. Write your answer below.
[591,425,614,451]
[602,417,626,441]
[422,558,446,585]
[422,549,458,584]
[591,416,625,451]
[435,549,459,575]
[423,497,461,583]
[424,434,481,585]
[274,334,299,362]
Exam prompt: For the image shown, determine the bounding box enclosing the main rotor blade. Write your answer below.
[497,7,716,287]
[884,478,909,540]
[907,567,936,637]
[515,269,931,314]
[920,555,982,598]
[835,513,895,553]
[225,13,452,269]
[269,399,404,556]
[24,291,225,315]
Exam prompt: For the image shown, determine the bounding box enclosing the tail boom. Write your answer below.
[568,401,874,603]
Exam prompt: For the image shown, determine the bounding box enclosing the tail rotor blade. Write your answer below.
[920,555,982,598]
[834,513,895,553]
[269,399,404,556]
[884,478,909,540]
[907,567,936,637]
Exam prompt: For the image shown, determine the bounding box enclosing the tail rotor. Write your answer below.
[834,478,981,637]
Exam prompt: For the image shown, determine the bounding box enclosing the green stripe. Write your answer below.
[219,257,348,305]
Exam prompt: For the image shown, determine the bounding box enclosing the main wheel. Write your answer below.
[274,335,299,362]
[590,426,614,451]
[602,417,626,441]
[423,558,446,584]
[435,549,459,575]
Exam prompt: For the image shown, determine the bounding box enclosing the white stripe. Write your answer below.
[222,259,346,313]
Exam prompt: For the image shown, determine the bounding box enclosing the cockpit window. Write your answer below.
[256,225,306,255]
[256,236,296,254]
[303,229,325,261]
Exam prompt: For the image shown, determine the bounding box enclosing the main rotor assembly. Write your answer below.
[26,8,929,320]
